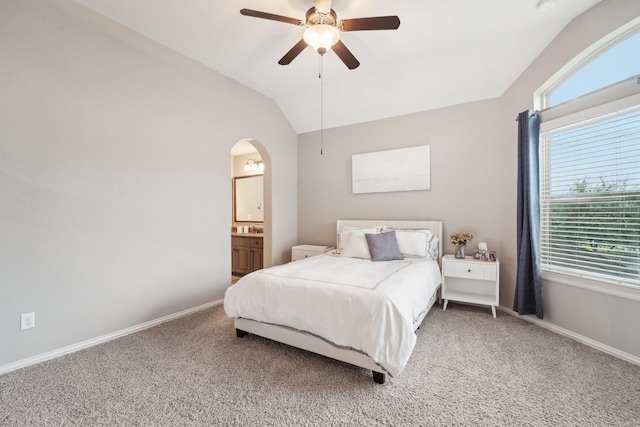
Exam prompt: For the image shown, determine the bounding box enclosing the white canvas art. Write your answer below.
[352,145,431,194]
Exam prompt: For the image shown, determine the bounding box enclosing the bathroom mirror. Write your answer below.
[234,175,263,222]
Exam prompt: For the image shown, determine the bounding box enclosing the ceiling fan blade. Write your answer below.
[314,0,332,14]
[240,9,303,26]
[278,39,308,65]
[339,16,401,32]
[331,40,360,70]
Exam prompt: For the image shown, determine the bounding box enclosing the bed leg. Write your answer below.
[236,329,248,338]
[372,371,385,384]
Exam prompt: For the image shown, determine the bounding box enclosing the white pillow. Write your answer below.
[428,236,440,260]
[393,229,439,259]
[338,227,382,251]
[340,229,379,259]
[394,230,429,257]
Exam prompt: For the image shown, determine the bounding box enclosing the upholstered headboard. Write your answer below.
[336,219,443,263]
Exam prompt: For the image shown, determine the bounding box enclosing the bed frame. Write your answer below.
[234,219,443,384]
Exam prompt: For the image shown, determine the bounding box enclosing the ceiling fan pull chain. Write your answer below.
[320,54,324,155]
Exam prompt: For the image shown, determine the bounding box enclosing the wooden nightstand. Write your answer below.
[291,245,334,261]
[441,255,500,318]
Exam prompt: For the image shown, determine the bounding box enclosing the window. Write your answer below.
[539,29,640,289]
[540,107,640,285]
[549,32,640,106]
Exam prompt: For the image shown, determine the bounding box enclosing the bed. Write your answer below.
[224,220,443,384]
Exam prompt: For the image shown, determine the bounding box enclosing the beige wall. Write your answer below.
[299,0,640,361]
[0,0,297,367]
[298,98,502,254]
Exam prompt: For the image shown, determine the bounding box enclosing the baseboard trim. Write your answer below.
[0,299,223,376]
[7,300,636,375]
[498,305,640,367]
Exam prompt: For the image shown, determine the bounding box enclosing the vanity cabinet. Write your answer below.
[232,235,263,276]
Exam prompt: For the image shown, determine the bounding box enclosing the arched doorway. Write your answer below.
[230,139,271,283]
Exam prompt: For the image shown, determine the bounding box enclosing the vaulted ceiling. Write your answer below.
[73,0,600,133]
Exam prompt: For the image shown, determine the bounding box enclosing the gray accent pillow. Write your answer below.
[365,231,403,262]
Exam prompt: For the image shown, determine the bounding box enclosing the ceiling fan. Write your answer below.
[240,0,400,70]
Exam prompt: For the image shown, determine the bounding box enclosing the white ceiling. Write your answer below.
[73,0,600,134]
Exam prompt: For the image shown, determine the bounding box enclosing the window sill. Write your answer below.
[542,269,640,302]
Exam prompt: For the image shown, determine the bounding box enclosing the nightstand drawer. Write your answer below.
[293,249,322,260]
[291,245,334,261]
[443,260,497,281]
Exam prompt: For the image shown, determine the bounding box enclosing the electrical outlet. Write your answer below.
[21,312,35,330]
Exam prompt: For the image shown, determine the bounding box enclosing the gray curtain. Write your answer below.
[514,110,543,319]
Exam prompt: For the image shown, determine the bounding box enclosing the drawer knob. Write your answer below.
[468,269,471,272]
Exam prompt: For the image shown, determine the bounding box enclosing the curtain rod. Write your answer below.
[515,74,640,122]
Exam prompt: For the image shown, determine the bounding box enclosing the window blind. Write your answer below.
[540,108,640,285]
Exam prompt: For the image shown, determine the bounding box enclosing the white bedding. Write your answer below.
[224,253,442,377]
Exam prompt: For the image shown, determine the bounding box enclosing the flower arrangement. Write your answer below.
[450,233,473,246]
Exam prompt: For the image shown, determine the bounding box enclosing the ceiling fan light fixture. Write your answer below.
[303,24,340,54]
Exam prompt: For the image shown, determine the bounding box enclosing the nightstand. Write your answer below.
[441,254,500,318]
[291,245,334,261]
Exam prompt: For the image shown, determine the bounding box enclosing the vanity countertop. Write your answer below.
[231,232,264,238]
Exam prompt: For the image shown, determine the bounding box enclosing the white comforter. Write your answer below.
[224,254,441,377]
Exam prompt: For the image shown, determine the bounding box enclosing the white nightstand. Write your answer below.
[291,245,334,261]
[441,255,500,318]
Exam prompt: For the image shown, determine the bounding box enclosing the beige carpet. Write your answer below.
[1,303,639,426]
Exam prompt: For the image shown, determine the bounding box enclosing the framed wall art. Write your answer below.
[352,145,431,194]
